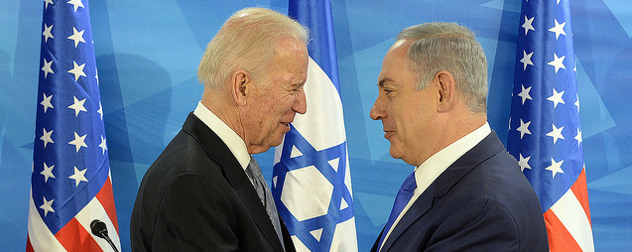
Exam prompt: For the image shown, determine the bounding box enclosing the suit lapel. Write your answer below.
[182,113,285,251]
[379,131,505,251]
[379,183,436,252]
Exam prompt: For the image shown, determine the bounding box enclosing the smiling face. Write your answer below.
[243,38,309,154]
[370,40,440,166]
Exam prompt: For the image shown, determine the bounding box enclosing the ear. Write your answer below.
[435,71,457,113]
[231,70,250,106]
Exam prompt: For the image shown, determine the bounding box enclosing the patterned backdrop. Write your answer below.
[1,0,631,251]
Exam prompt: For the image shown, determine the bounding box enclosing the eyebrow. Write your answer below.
[378,78,392,88]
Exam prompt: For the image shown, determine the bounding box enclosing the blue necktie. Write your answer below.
[378,171,417,250]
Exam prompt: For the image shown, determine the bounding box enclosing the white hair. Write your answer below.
[197,7,309,89]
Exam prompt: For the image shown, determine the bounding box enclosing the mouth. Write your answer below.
[384,130,394,139]
[280,122,292,130]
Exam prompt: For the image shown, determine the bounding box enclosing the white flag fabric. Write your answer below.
[272,1,358,251]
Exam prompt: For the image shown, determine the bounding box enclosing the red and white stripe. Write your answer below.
[544,168,594,252]
[27,177,120,252]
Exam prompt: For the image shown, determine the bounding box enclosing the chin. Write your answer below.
[250,146,272,155]
[389,147,402,159]
[269,141,283,148]
[388,146,404,160]
[268,135,285,148]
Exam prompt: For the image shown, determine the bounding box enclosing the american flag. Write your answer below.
[508,0,594,251]
[27,0,120,251]
[272,0,357,251]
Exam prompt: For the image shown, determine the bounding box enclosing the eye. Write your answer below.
[292,84,305,93]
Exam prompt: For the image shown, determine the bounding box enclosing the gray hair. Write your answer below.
[397,22,488,113]
[198,7,309,89]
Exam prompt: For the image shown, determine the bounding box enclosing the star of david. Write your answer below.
[272,126,354,251]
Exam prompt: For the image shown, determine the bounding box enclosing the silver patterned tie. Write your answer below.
[246,157,285,250]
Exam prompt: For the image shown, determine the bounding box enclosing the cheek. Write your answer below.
[393,110,420,144]
[274,97,296,117]
[261,106,285,130]
[394,122,410,147]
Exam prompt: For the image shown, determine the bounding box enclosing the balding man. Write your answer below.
[369,22,548,252]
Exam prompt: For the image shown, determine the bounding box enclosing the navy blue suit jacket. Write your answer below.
[130,113,295,252]
[371,131,548,252]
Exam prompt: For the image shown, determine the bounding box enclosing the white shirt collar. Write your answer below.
[414,122,491,195]
[193,101,250,170]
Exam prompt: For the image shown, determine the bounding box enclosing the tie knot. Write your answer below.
[247,157,261,174]
[248,157,259,170]
[401,171,417,192]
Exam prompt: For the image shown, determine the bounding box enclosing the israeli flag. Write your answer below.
[272,1,358,251]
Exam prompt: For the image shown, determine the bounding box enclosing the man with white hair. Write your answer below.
[131,7,309,252]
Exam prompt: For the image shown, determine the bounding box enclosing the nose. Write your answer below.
[370,95,385,120]
[293,88,307,114]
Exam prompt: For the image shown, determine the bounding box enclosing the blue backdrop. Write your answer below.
[1,0,631,251]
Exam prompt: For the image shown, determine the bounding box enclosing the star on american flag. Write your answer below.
[508,0,594,250]
[28,0,121,250]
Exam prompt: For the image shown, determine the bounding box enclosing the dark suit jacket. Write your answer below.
[371,131,548,252]
[130,113,295,252]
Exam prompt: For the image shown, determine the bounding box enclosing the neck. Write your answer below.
[441,111,487,145]
[413,111,487,166]
[201,86,248,145]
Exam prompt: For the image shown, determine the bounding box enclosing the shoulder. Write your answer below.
[135,128,233,207]
[437,151,548,250]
